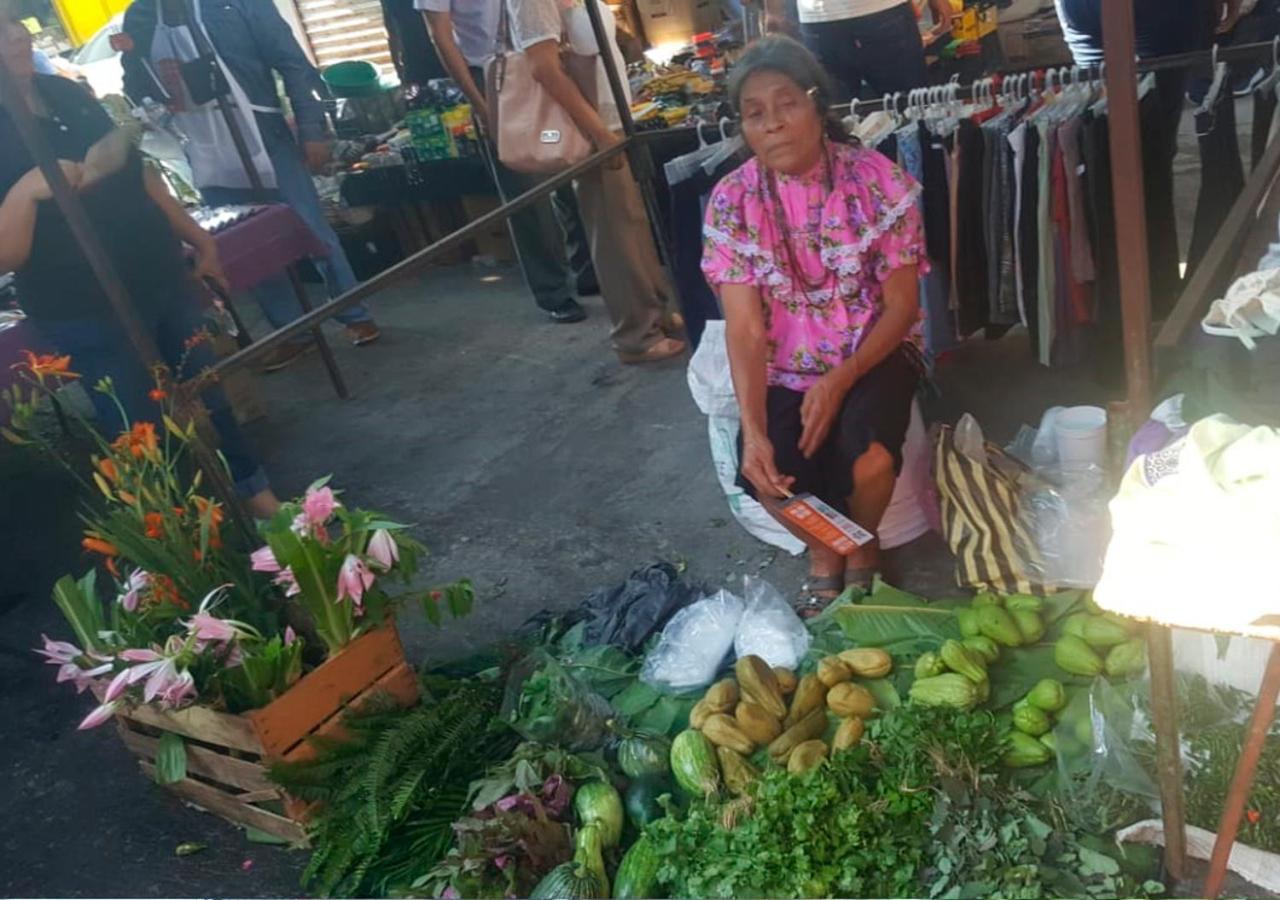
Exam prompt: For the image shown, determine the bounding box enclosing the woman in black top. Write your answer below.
[0,8,278,517]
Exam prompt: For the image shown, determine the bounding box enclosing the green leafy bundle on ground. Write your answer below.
[269,677,516,897]
[646,705,1160,899]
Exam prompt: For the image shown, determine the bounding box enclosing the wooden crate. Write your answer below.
[115,625,418,844]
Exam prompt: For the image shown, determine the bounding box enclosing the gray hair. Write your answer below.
[728,35,850,143]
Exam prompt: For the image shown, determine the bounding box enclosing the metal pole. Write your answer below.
[580,0,676,275]
[182,138,632,388]
[1147,625,1188,882]
[1204,642,1280,898]
[1100,0,1154,422]
[0,60,253,542]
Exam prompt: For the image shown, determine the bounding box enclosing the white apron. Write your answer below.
[148,0,277,190]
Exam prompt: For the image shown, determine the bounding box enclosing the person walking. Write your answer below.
[765,0,950,100]
[506,0,686,363]
[120,0,381,373]
[419,0,599,323]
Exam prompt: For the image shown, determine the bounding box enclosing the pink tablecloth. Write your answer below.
[211,203,328,294]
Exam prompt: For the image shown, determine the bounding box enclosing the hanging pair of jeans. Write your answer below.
[955,120,990,337]
[1187,83,1246,278]
[668,159,734,349]
[920,124,958,357]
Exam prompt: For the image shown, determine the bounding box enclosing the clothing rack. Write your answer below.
[635,36,1280,144]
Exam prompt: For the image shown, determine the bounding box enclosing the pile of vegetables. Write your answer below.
[272,578,1176,899]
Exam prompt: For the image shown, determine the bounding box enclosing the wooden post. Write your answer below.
[1100,0,1154,423]
[1147,624,1188,881]
[1204,642,1280,898]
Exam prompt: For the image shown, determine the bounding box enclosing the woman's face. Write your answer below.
[738,69,825,176]
[0,15,35,82]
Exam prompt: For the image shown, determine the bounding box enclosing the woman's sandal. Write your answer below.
[794,573,845,620]
[617,337,687,364]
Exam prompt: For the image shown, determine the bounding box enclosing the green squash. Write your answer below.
[613,834,662,899]
[574,781,624,848]
[625,776,671,830]
[617,732,671,780]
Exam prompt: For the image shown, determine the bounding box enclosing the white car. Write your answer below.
[72,14,126,100]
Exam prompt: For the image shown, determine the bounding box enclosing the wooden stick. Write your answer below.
[1204,642,1280,898]
[1147,624,1187,882]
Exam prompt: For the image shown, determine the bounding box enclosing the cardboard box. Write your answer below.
[634,0,719,47]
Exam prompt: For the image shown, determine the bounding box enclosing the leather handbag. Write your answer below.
[484,0,592,175]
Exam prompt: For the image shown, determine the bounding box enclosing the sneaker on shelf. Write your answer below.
[260,341,315,373]
[346,321,382,346]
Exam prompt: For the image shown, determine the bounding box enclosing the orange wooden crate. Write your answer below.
[114,625,419,844]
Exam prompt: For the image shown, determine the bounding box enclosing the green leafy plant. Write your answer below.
[269,677,517,897]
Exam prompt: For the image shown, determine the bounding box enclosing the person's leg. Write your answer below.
[573,160,680,359]
[845,442,897,577]
[483,141,583,317]
[257,118,373,329]
[847,2,929,96]
[154,298,276,505]
[552,184,599,295]
[799,18,861,102]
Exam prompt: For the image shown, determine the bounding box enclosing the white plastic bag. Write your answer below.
[641,589,745,692]
[733,576,811,670]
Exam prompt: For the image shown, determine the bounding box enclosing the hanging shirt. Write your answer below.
[702,141,927,391]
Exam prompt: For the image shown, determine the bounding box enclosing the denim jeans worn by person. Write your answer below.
[39,300,270,498]
[201,116,373,339]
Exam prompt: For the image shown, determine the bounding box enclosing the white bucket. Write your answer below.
[1053,405,1108,468]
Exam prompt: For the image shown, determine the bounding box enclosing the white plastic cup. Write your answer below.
[1053,405,1108,468]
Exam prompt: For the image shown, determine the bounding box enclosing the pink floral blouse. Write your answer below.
[702,141,927,392]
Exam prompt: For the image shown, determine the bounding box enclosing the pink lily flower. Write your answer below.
[157,668,196,707]
[35,634,81,665]
[79,700,121,730]
[185,610,239,643]
[366,529,399,571]
[336,554,374,607]
[36,635,112,694]
[250,546,281,573]
[274,567,301,597]
[283,626,297,646]
[292,485,340,538]
[118,569,151,612]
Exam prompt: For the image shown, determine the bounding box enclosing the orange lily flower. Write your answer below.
[82,536,118,557]
[13,350,79,381]
[144,512,165,539]
[112,422,159,460]
[96,458,119,483]
[148,388,168,403]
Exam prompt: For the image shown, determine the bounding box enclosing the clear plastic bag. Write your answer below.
[640,589,745,693]
[502,650,614,751]
[1053,677,1159,834]
[1021,464,1113,590]
[733,576,812,670]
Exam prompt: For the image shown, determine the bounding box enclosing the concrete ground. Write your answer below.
[0,39,1261,898]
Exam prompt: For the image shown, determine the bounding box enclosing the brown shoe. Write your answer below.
[260,341,314,373]
[346,321,382,346]
[617,337,687,364]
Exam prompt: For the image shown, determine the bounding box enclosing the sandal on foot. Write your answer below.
[794,573,844,619]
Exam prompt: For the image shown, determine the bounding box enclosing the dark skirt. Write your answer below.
[737,345,920,512]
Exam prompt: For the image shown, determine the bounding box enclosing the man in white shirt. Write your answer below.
[766,0,949,99]
[417,0,596,323]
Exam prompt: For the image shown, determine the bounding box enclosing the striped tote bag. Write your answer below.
[935,424,1048,595]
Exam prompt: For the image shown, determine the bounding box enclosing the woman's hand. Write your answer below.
[12,161,86,202]
[594,129,625,170]
[741,433,795,500]
[798,369,852,459]
[192,238,231,297]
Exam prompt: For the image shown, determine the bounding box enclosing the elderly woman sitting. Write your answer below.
[703,36,927,615]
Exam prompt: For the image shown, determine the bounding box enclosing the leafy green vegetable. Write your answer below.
[467,742,610,812]
[269,679,516,897]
